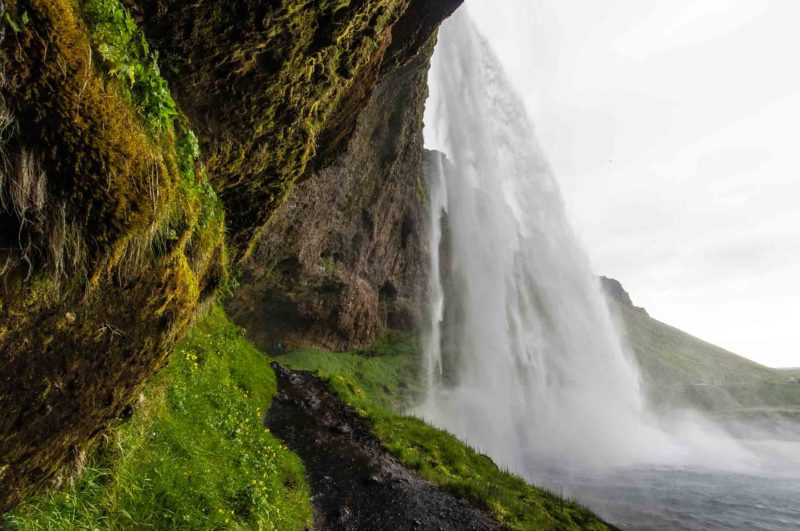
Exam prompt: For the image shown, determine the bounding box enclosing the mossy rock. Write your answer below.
[0,0,226,510]
[124,0,462,258]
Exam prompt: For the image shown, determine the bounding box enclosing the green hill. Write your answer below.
[603,279,800,426]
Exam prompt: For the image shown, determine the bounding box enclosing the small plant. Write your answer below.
[82,0,177,133]
[3,9,29,34]
[320,255,337,274]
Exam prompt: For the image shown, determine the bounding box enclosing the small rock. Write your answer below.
[330,423,351,434]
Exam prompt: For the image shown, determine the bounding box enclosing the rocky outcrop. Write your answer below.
[600,276,648,315]
[123,0,462,258]
[0,0,461,510]
[227,32,437,351]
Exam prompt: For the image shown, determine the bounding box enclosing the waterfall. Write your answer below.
[418,7,671,470]
[415,7,800,527]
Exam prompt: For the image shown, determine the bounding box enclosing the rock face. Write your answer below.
[0,0,461,510]
[227,35,436,351]
[600,276,648,315]
[123,0,463,258]
[0,0,227,510]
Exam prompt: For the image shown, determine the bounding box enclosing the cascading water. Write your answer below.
[418,6,664,470]
[418,6,800,529]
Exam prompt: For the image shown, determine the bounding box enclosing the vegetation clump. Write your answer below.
[83,0,177,133]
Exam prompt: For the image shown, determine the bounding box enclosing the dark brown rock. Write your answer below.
[600,276,648,315]
[227,36,438,351]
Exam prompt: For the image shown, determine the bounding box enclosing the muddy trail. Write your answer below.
[266,363,502,531]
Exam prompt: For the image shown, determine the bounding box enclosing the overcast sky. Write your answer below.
[466,0,800,368]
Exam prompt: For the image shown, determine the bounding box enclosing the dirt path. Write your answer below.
[266,363,502,531]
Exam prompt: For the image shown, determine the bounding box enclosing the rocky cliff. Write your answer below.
[227,35,435,351]
[0,0,228,509]
[122,0,461,259]
[0,0,460,510]
[599,276,647,314]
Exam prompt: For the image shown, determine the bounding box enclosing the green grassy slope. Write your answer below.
[6,306,313,530]
[277,340,614,531]
[616,304,800,419]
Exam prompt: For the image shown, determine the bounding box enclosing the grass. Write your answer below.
[6,305,313,530]
[376,418,610,530]
[275,330,422,412]
[277,335,613,531]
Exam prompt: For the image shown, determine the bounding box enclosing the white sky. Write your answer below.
[466,0,800,368]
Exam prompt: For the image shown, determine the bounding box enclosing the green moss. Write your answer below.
[277,336,613,531]
[416,174,428,204]
[78,0,228,294]
[6,305,313,530]
[2,0,226,282]
[4,0,167,251]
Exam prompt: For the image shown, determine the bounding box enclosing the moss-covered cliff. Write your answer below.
[0,0,461,510]
[122,0,462,258]
[0,0,226,510]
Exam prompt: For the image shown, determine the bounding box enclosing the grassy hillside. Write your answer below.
[616,304,800,420]
[5,306,313,530]
[277,340,613,531]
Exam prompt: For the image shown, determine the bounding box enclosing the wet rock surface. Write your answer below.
[266,364,501,531]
